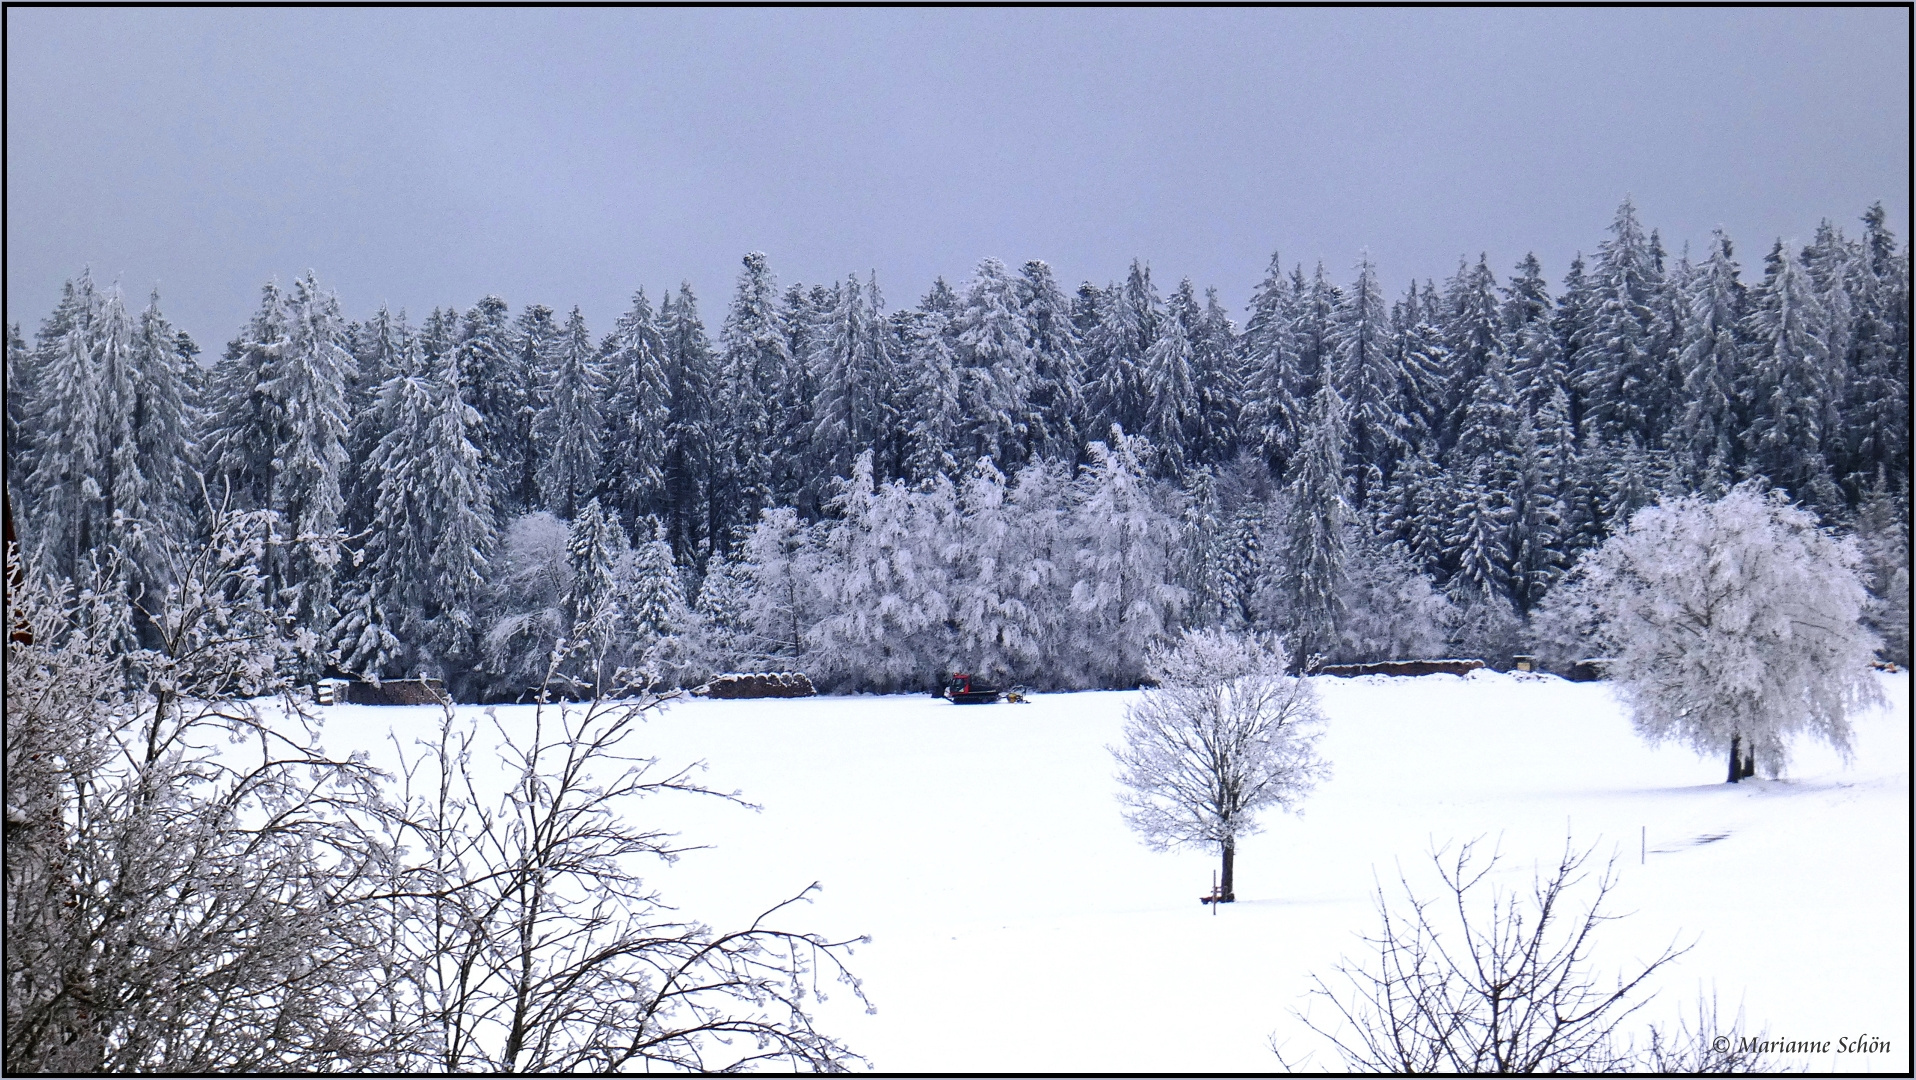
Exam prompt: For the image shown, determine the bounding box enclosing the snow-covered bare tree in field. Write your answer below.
[1111,629,1329,902]
[1562,483,1882,780]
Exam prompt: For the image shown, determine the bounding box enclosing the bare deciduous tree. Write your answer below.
[1111,628,1329,902]
[1297,837,1770,1073]
[6,506,870,1073]
[6,505,394,1073]
[370,665,871,1072]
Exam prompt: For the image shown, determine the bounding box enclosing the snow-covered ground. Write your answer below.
[317,671,1910,1073]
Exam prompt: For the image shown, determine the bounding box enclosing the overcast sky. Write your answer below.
[7,7,1908,352]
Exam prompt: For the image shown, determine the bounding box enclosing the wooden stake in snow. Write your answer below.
[1641,825,1646,865]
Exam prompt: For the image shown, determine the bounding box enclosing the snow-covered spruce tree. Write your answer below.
[454,296,523,515]
[953,258,1035,471]
[1110,628,1330,903]
[892,306,962,481]
[1189,287,1241,470]
[343,306,411,540]
[715,253,792,536]
[535,306,605,521]
[601,289,672,535]
[1139,279,1201,479]
[18,273,107,583]
[506,303,561,515]
[660,285,718,561]
[1238,252,1308,479]
[690,550,763,672]
[1849,477,1910,667]
[1743,241,1843,511]
[1017,259,1087,463]
[1279,381,1351,669]
[335,334,494,693]
[265,273,354,662]
[1330,255,1406,507]
[1087,262,1161,442]
[1438,255,1506,450]
[1842,204,1910,492]
[1674,231,1748,489]
[560,498,629,694]
[1576,199,1674,450]
[808,273,896,490]
[1562,484,1882,780]
[1069,427,1186,688]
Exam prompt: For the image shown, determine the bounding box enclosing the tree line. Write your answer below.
[6,199,1909,697]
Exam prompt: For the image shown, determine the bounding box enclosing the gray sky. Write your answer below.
[7,7,1908,353]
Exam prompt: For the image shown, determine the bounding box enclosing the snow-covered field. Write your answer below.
[317,671,1910,1073]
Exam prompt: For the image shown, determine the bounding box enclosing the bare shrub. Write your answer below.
[1298,837,1772,1073]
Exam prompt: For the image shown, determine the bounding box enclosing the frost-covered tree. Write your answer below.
[1280,381,1351,667]
[601,289,672,534]
[1069,427,1185,687]
[661,286,717,560]
[1017,259,1086,462]
[1190,287,1241,469]
[953,258,1034,470]
[1329,255,1403,505]
[811,453,950,692]
[1111,628,1330,903]
[6,505,392,1073]
[716,253,791,535]
[1850,478,1911,667]
[740,506,826,668]
[482,511,572,695]
[1673,231,1747,488]
[334,336,493,691]
[1743,242,1841,509]
[455,295,523,515]
[893,307,962,481]
[1338,532,1455,663]
[1562,484,1882,780]
[1577,199,1672,448]
[1841,204,1910,492]
[535,307,605,520]
[1239,253,1308,478]
[1140,279,1201,478]
[506,303,561,514]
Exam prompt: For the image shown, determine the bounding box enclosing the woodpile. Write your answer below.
[345,678,449,705]
[1316,659,1487,678]
[697,672,817,699]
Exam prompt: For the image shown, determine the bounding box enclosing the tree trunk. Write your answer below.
[1727,733,1756,782]
[1220,837,1236,903]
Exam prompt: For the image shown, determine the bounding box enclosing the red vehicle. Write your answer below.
[941,673,1004,704]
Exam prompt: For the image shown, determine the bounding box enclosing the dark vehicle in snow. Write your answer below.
[941,673,1004,704]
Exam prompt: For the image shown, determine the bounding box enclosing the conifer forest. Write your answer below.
[7,199,1910,700]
